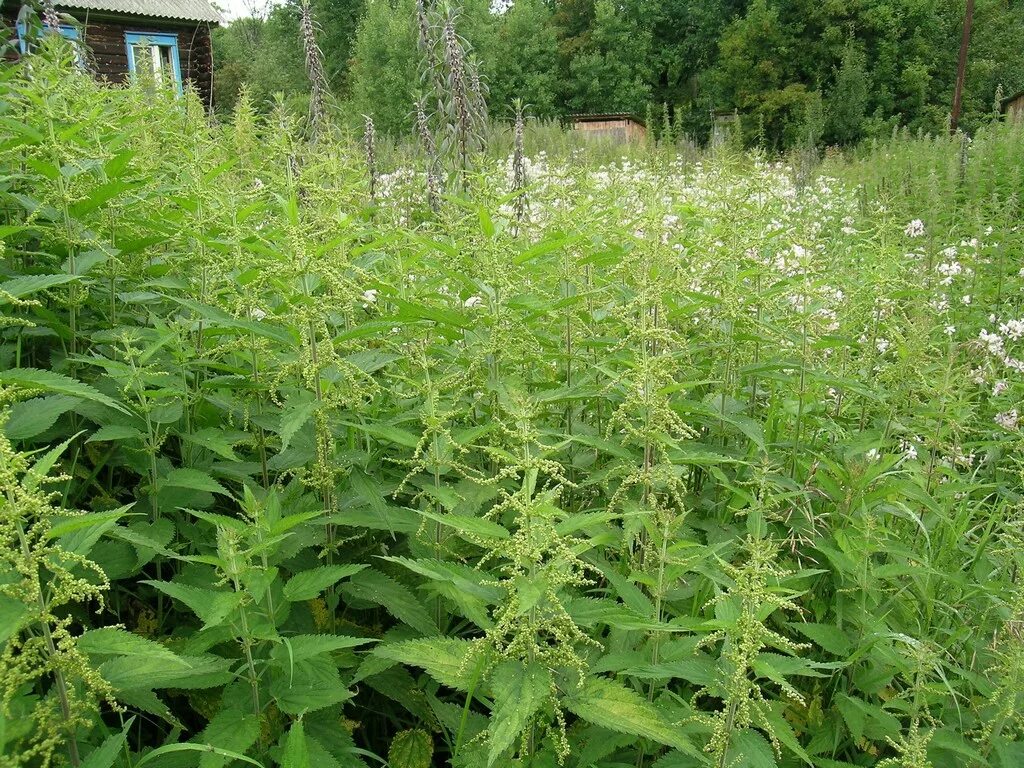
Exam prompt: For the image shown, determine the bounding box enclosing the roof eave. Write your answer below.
[51,1,222,25]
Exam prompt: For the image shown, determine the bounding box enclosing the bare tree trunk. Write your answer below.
[951,0,975,134]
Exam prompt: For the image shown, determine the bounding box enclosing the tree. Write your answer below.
[211,4,311,114]
[827,41,869,145]
[485,0,560,118]
[347,0,419,135]
[565,0,653,114]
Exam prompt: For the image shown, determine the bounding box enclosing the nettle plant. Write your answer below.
[3,38,1024,768]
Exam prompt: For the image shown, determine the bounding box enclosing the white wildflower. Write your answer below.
[995,409,1019,430]
[904,219,925,237]
[979,329,1005,356]
[999,319,1024,341]
[464,296,484,309]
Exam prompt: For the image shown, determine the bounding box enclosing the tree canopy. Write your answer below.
[213,0,1024,148]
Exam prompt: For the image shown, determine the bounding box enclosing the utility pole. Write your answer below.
[950,0,975,134]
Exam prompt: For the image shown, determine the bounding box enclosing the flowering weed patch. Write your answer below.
[2,47,1024,768]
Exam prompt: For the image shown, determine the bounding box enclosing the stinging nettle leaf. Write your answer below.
[0,369,129,414]
[564,677,702,757]
[80,717,135,768]
[418,509,510,541]
[374,637,480,691]
[78,627,186,666]
[3,394,80,440]
[389,729,433,768]
[283,564,367,601]
[0,273,79,301]
[342,569,439,637]
[487,661,550,766]
[141,580,242,629]
[161,467,230,496]
[281,719,310,768]
[279,399,319,453]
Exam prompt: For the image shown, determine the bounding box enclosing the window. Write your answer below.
[124,32,182,94]
[15,19,81,56]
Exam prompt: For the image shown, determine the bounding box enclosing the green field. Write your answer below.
[2,43,1024,768]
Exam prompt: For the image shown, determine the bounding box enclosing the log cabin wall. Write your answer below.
[1007,94,1024,122]
[1,6,215,108]
[573,117,647,143]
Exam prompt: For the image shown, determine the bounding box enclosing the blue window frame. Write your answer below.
[124,31,183,94]
[15,20,79,55]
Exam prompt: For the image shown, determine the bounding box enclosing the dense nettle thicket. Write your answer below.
[215,0,1024,148]
[3,42,1024,768]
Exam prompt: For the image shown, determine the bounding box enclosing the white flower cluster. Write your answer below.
[904,219,926,237]
[995,409,1019,430]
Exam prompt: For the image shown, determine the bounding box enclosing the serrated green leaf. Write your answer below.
[274,634,376,663]
[786,622,852,656]
[161,467,230,496]
[196,707,260,768]
[141,580,242,629]
[727,730,778,768]
[418,509,510,541]
[78,627,186,666]
[0,369,128,414]
[374,638,480,691]
[80,717,135,768]
[564,677,701,756]
[0,595,29,647]
[281,719,310,768]
[87,424,145,442]
[99,653,234,691]
[389,729,433,768]
[0,274,79,300]
[342,569,438,636]
[3,395,80,440]
[340,420,421,449]
[488,661,550,765]
[269,653,353,715]
[280,400,318,452]
[283,564,367,601]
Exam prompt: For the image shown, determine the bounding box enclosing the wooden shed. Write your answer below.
[572,113,647,143]
[710,110,741,148]
[1001,90,1024,122]
[3,0,221,108]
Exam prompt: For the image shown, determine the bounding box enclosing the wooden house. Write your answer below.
[1001,90,1024,122]
[3,0,221,107]
[572,113,647,143]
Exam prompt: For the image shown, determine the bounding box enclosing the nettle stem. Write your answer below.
[790,283,810,479]
[236,596,262,717]
[14,519,80,767]
[248,335,270,489]
[45,114,78,358]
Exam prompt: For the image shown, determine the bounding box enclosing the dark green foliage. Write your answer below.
[215,0,1024,149]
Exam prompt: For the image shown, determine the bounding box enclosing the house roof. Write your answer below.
[56,0,222,23]
[571,113,646,126]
